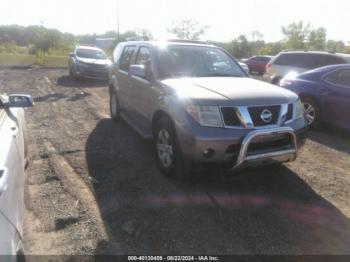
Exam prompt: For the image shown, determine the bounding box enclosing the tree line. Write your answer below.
[0,21,349,59]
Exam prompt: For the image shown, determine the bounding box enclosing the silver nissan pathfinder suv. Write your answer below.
[109,41,308,177]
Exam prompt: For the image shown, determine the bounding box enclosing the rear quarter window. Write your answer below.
[309,54,345,68]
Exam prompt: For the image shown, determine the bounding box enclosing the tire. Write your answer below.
[69,66,80,81]
[69,67,76,80]
[301,97,319,128]
[154,117,189,178]
[16,240,26,262]
[110,89,120,122]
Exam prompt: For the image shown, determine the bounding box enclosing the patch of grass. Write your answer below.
[0,54,36,67]
[44,56,68,68]
[0,54,68,68]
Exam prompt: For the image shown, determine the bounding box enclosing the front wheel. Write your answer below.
[302,98,319,128]
[110,90,120,122]
[154,117,188,178]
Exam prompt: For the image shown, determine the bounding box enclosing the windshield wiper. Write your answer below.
[198,73,234,77]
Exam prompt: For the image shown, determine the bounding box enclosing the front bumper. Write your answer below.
[75,65,109,79]
[178,120,309,169]
[232,127,297,169]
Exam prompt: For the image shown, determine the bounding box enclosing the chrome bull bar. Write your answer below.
[233,127,297,169]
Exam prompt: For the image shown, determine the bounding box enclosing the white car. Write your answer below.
[0,94,33,258]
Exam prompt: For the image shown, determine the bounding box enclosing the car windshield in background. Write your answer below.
[76,49,107,59]
[158,45,246,78]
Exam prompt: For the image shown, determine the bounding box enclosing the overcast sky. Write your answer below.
[1,0,349,42]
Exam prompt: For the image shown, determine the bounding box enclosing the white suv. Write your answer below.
[0,94,33,257]
[264,51,350,84]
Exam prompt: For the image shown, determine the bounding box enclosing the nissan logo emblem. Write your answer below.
[260,109,273,123]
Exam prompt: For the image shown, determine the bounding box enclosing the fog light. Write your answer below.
[203,148,215,158]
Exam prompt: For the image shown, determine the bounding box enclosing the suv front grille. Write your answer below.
[87,63,108,70]
[221,107,241,127]
[248,105,281,127]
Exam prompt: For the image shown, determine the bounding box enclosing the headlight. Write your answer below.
[295,99,304,119]
[186,105,223,127]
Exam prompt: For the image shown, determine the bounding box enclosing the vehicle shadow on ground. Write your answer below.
[85,119,350,256]
[56,75,108,88]
[308,126,350,154]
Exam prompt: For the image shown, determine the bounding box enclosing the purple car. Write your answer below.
[280,64,350,130]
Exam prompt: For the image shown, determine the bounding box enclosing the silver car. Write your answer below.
[109,41,309,177]
[264,51,350,85]
[0,94,33,258]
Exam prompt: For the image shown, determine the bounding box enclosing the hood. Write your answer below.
[161,77,298,106]
[77,57,111,66]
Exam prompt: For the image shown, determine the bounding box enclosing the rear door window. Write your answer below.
[135,46,151,67]
[261,57,270,62]
[309,54,345,68]
[119,46,136,72]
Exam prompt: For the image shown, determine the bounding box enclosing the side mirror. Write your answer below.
[8,94,34,108]
[130,64,146,78]
[69,52,75,58]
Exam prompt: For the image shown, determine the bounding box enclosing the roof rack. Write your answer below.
[166,39,209,44]
[282,49,339,54]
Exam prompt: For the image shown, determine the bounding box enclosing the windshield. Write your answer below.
[76,48,107,59]
[158,45,247,78]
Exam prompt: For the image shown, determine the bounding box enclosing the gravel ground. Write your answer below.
[1,68,350,258]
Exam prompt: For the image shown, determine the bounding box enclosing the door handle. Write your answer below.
[10,126,18,138]
[0,168,8,196]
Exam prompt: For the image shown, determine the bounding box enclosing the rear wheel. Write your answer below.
[301,98,319,127]
[154,117,189,178]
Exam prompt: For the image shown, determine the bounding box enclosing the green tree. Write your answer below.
[251,30,264,42]
[282,21,310,50]
[235,35,252,58]
[167,19,209,40]
[134,28,154,40]
[256,42,285,55]
[308,27,327,50]
[326,40,345,53]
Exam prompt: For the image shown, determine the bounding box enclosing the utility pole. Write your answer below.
[117,0,120,42]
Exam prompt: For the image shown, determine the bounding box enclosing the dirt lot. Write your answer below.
[1,68,350,258]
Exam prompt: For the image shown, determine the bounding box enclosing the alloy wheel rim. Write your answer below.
[303,103,316,125]
[157,129,174,168]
